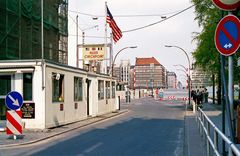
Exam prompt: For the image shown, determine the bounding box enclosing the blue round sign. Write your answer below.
[215,15,240,56]
[5,91,23,110]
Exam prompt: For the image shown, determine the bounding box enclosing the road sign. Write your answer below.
[5,91,23,110]
[212,0,240,11]
[215,15,240,56]
[6,110,22,135]
[238,57,240,66]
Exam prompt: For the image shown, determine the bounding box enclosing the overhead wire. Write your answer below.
[122,4,195,33]
[68,9,181,18]
[68,4,196,37]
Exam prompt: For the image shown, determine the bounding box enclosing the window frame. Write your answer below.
[23,73,33,101]
[98,80,104,100]
[105,81,110,99]
[74,77,83,102]
[52,73,64,102]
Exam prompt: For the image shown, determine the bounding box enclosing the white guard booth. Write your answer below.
[0,60,117,129]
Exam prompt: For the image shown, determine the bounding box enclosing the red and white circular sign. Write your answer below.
[212,0,240,10]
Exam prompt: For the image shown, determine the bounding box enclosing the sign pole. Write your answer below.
[229,55,235,127]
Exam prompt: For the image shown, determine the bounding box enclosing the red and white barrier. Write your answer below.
[6,110,22,135]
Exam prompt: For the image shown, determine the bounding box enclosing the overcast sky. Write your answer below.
[68,0,201,85]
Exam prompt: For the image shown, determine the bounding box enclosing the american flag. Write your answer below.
[106,6,122,43]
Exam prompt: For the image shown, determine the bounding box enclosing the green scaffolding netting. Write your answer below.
[0,0,68,64]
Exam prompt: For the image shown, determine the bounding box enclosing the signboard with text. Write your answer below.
[21,103,35,119]
[82,44,106,61]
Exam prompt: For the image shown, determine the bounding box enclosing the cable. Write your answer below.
[69,34,110,39]
[68,14,83,31]
[68,9,181,18]
[122,4,195,33]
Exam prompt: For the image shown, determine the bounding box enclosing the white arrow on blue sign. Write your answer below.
[5,91,23,110]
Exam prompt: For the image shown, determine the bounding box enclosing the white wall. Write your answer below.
[45,66,87,128]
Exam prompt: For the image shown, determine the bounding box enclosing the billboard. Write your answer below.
[82,44,105,61]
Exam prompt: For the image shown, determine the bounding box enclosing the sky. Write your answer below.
[68,0,202,85]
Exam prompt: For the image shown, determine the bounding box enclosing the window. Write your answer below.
[106,81,110,99]
[112,82,115,98]
[98,80,104,100]
[52,73,64,102]
[0,75,11,96]
[74,77,82,101]
[23,73,33,101]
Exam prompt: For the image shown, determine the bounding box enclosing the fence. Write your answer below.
[196,108,240,156]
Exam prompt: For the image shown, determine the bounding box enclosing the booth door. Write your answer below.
[0,75,11,120]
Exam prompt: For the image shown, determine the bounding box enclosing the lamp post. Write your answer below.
[111,46,137,76]
[112,46,137,103]
[174,64,188,71]
[165,45,191,106]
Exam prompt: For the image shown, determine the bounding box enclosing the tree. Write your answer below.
[191,0,240,99]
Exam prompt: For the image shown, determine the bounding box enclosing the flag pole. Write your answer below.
[110,33,113,76]
[104,2,108,74]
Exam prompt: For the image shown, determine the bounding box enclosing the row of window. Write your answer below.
[0,73,116,104]
[98,80,115,100]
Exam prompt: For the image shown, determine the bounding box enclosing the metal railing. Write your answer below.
[196,108,240,156]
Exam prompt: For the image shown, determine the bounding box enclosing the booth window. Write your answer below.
[98,80,104,100]
[112,82,115,98]
[106,81,110,99]
[74,77,83,101]
[52,73,64,102]
[23,73,33,101]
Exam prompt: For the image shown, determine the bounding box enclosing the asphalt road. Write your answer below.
[1,90,187,156]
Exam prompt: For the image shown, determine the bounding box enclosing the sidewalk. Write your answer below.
[0,110,128,148]
[184,102,222,156]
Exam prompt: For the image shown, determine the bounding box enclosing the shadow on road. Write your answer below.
[25,118,184,156]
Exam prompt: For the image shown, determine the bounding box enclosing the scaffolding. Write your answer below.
[0,0,68,64]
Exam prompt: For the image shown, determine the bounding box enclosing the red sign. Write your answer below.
[6,110,22,135]
[215,15,240,56]
[212,0,240,11]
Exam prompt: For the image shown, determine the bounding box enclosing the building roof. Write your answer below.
[135,57,160,65]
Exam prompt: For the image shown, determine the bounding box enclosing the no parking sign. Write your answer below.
[214,15,240,56]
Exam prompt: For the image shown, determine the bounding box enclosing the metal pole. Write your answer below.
[104,2,108,74]
[41,0,45,90]
[76,15,79,68]
[110,33,113,75]
[228,56,235,131]
[221,53,226,154]
[221,55,234,141]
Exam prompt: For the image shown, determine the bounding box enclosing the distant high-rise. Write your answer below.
[0,0,68,64]
[166,71,177,89]
[112,60,131,90]
[134,57,166,89]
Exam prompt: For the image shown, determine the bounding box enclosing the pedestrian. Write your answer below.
[191,90,197,105]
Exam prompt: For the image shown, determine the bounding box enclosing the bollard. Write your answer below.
[118,96,120,110]
[193,101,196,114]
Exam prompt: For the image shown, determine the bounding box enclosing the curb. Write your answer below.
[0,109,129,149]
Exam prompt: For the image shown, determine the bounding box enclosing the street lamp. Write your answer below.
[165,45,191,106]
[174,64,188,71]
[111,46,137,76]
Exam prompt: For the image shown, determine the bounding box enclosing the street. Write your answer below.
[1,90,187,156]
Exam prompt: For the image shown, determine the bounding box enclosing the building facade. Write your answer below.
[0,0,119,129]
[113,60,131,90]
[0,0,68,64]
[134,57,166,89]
[167,71,177,89]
